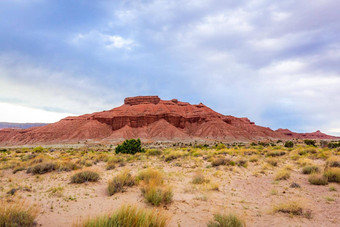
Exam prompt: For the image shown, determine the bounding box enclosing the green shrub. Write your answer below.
[115,139,145,155]
[302,165,320,174]
[108,170,135,196]
[308,174,328,185]
[71,171,100,184]
[80,205,167,227]
[304,140,316,147]
[207,213,244,227]
[284,141,294,148]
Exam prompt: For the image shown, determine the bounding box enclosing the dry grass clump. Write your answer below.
[327,157,340,168]
[192,172,210,184]
[308,173,328,185]
[13,166,26,174]
[273,201,311,218]
[324,168,340,183]
[71,171,100,184]
[80,204,167,227]
[138,168,173,206]
[142,184,173,206]
[146,149,162,156]
[266,158,278,167]
[302,165,320,174]
[275,169,290,181]
[207,213,245,227]
[137,168,163,185]
[108,169,135,195]
[191,172,210,184]
[164,150,183,162]
[0,200,38,227]
[58,161,80,172]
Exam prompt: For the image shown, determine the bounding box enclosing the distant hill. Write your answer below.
[0,122,48,129]
[0,96,338,146]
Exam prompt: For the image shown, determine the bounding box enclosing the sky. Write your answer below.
[0,0,340,136]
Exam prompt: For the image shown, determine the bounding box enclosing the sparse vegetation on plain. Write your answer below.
[0,140,339,226]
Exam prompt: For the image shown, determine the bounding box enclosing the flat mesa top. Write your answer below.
[124,96,161,105]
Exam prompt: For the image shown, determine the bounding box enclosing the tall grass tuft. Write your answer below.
[0,200,38,227]
[80,205,167,227]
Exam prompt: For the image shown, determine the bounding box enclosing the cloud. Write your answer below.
[71,31,136,50]
[0,102,72,123]
[0,0,339,136]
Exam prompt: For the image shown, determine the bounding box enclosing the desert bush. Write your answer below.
[324,168,340,183]
[302,165,320,174]
[308,174,328,185]
[211,158,230,167]
[266,151,286,157]
[71,171,100,184]
[28,162,57,174]
[275,169,290,181]
[0,201,38,227]
[108,170,135,195]
[115,139,145,155]
[80,205,167,227]
[207,213,244,227]
[284,141,294,148]
[304,140,316,147]
[328,141,340,149]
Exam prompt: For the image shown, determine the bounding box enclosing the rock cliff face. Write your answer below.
[0,96,337,145]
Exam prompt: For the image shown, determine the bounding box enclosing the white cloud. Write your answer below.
[0,102,73,123]
[72,31,136,50]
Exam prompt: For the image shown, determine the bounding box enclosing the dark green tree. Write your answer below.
[115,138,145,154]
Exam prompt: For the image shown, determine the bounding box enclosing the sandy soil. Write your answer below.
[1,155,339,227]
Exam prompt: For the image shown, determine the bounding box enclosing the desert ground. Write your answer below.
[1,141,340,226]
